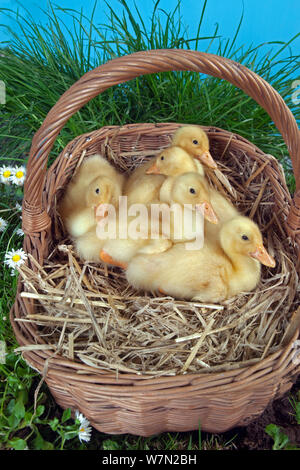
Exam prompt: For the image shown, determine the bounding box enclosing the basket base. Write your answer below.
[44,371,297,436]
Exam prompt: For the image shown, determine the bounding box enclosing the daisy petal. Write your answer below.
[4,248,27,270]
[0,166,14,184]
[0,217,8,233]
[78,424,92,442]
[16,228,24,237]
[75,410,92,443]
[11,166,26,186]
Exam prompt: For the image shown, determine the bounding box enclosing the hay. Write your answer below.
[16,140,300,377]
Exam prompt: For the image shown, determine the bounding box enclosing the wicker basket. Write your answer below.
[10,49,300,436]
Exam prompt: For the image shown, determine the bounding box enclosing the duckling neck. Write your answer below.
[223,250,261,296]
[171,160,197,175]
[159,176,175,203]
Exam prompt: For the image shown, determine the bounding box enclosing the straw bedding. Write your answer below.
[16,129,300,377]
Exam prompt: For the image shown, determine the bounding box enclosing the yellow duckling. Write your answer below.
[146,149,238,242]
[124,145,206,207]
[59,154,124,238]
[126,216,275,302]
[171,126,240,241]
[146,146,205,177]
[124,126,216,206]
[99,171,218,267]
[171,125,217,169]
[159,172,218,242]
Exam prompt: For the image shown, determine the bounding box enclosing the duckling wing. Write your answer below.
[126,243,226,299]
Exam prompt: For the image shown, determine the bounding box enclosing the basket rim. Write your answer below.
[11,119,300,435]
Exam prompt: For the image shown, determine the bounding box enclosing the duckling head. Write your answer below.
[146,146,196,176]
[170,172,218,224]
[172,126,217,169]
[85,175,113,208]
[220,216,276,267]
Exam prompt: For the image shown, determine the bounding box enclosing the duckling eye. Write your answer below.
[192,139,198,145]
[242,234,249,241]
[95,188,100,194]
[189,188,196,194]
[160,156,164,160]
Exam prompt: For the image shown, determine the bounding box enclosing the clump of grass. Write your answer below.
[265,424,300,450]
[0,0,299,450]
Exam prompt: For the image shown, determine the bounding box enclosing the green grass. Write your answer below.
[265,423,300,451]
[0,0,299,450]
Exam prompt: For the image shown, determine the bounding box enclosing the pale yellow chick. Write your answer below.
[146,146,205,177]
[171,125,217,169]
[126,216,275,302]
[158,172,218,242]
[59,154,124,239]
[124,145,205,207]
[146,148,239,243]
[99,171,218,267]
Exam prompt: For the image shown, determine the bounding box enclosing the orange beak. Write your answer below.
[100,250,128,270]
[146,163,161,175]
[196,201,219,224]
[195,151,217,169]
[250,244,276,267]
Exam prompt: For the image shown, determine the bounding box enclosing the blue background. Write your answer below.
[0,0,299,59]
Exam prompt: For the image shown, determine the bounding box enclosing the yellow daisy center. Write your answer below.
[3,170,11,178]
[15,171,24,179]
[79,427,85,432]
[12,254,21,263]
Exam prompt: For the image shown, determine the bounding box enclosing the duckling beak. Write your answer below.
[195,151,218,169]
[250,244,276,267]
[146,163,161,174]
[196,202,219,224]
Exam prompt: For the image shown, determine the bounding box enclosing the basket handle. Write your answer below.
[23,49,300,238]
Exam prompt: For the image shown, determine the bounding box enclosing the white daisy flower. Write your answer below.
[4,248,27,270]
[16,228,24,236]
[0,166,14,184]
[11,166,26,186]
[75,410,92,443]
[15,202,22,211]
[0,217,8,232]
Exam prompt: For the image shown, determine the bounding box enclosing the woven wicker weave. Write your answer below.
[10,49,300,436]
